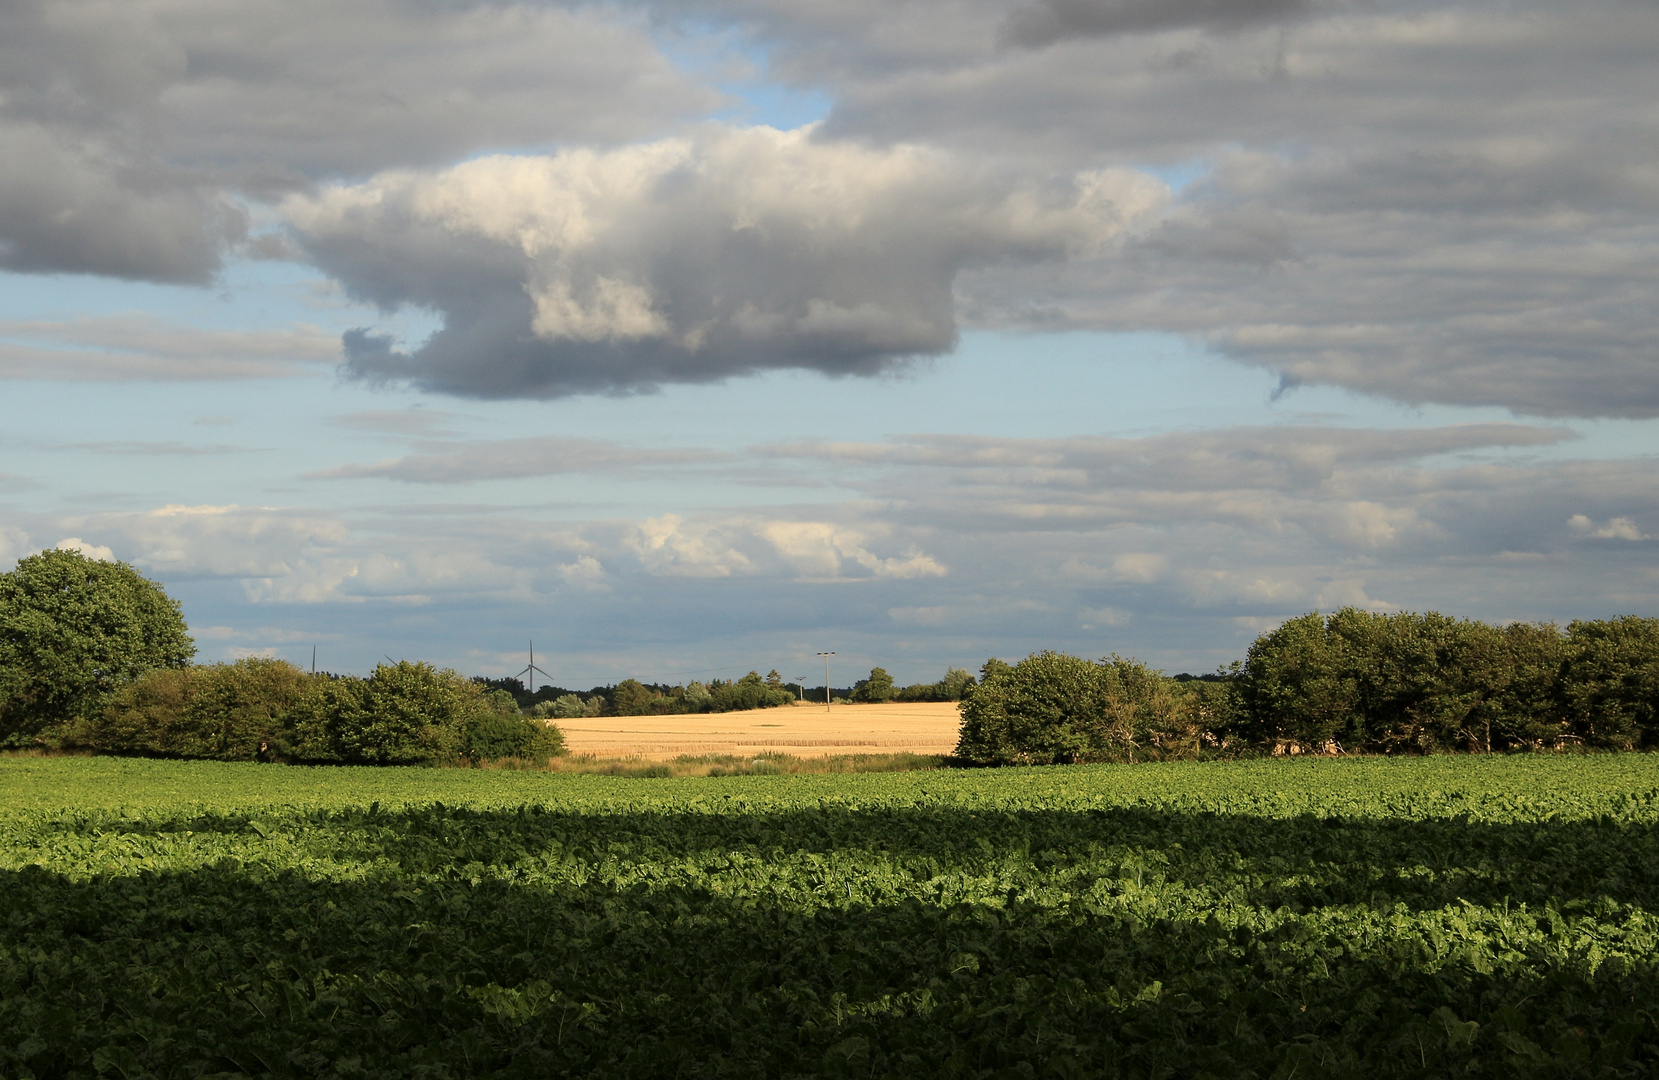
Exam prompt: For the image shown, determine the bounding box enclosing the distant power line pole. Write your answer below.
[794,676,806,703]
[817,652,834,711]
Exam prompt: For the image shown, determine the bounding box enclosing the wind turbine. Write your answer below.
[517,640,552,695]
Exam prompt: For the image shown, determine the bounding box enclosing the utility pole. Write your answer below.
[794,676,806,703]
[817,652,834,711]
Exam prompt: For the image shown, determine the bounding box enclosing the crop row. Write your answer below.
[4,754,1659,1077]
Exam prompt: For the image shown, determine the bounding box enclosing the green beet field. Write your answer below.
[5,754,1659,1078]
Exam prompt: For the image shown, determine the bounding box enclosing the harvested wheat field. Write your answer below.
[554,700,963,760]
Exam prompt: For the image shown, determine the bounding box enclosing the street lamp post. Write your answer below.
[817,652,835,711]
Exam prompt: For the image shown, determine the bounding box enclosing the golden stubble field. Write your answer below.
[554,700,963,760]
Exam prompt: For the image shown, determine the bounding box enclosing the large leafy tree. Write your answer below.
[852,666,895,703]
[0,548,195,746]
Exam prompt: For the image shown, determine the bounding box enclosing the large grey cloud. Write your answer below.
[7,0,1659,417]
[285,0,1659,414]
[285,127,1165,396]
[0,0,717,280]
[785,0,1659,416]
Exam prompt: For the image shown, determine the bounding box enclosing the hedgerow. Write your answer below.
[967,610,1659,763]
[85,659,562,765]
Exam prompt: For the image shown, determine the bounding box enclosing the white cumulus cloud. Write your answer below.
[1569,514,1649,541]
[285,125,1168,397]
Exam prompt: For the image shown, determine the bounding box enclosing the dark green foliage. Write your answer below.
[533,693,598,720]
[1183,669,1242,742]
[1234,609,1659,753]
[1237,611,1363,749]
[1560,616,1659,749]
[1476,622,1570,750]
[87,657,309,760]
[893,667,977,703]
[705,670,797,712]
[852,666,896,703]
[895,681,946,701]
[610,678,655,715]
[980,657,1013,683]
[940,665,976,701]
[1240,609,1511,752]
[474,676,582,710]
[0,548,194,747]
[290,661,488,764]
[529,674,794,717]
[956,651,1217,764]
[463,693,565,761]
[5,754,1659,1078]
[85,660,567,765]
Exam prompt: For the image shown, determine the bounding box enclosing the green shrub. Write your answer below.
[1469,621,1568,750]
[533,694,588,720]
[955,651,1210,765]
[76,656,570,766]
[289,661,475,765]
[940,666,976,701]
[89,658,308,760]
[1239,609,1533,753]
[893,682,943,702]
[464,705,564,761]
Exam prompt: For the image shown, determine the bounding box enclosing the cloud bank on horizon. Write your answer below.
[4,416,1653,677]
[0,0,1653,415]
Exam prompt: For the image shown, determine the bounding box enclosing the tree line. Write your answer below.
[0,549,812,760]
[10,547,1659,768]
[481,671,799,718]
[90,658,561,764]
[958,609,1659,764]
[485,663,978,716]
[0,549,555,762]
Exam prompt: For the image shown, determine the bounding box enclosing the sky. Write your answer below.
[2,0,1657,688]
